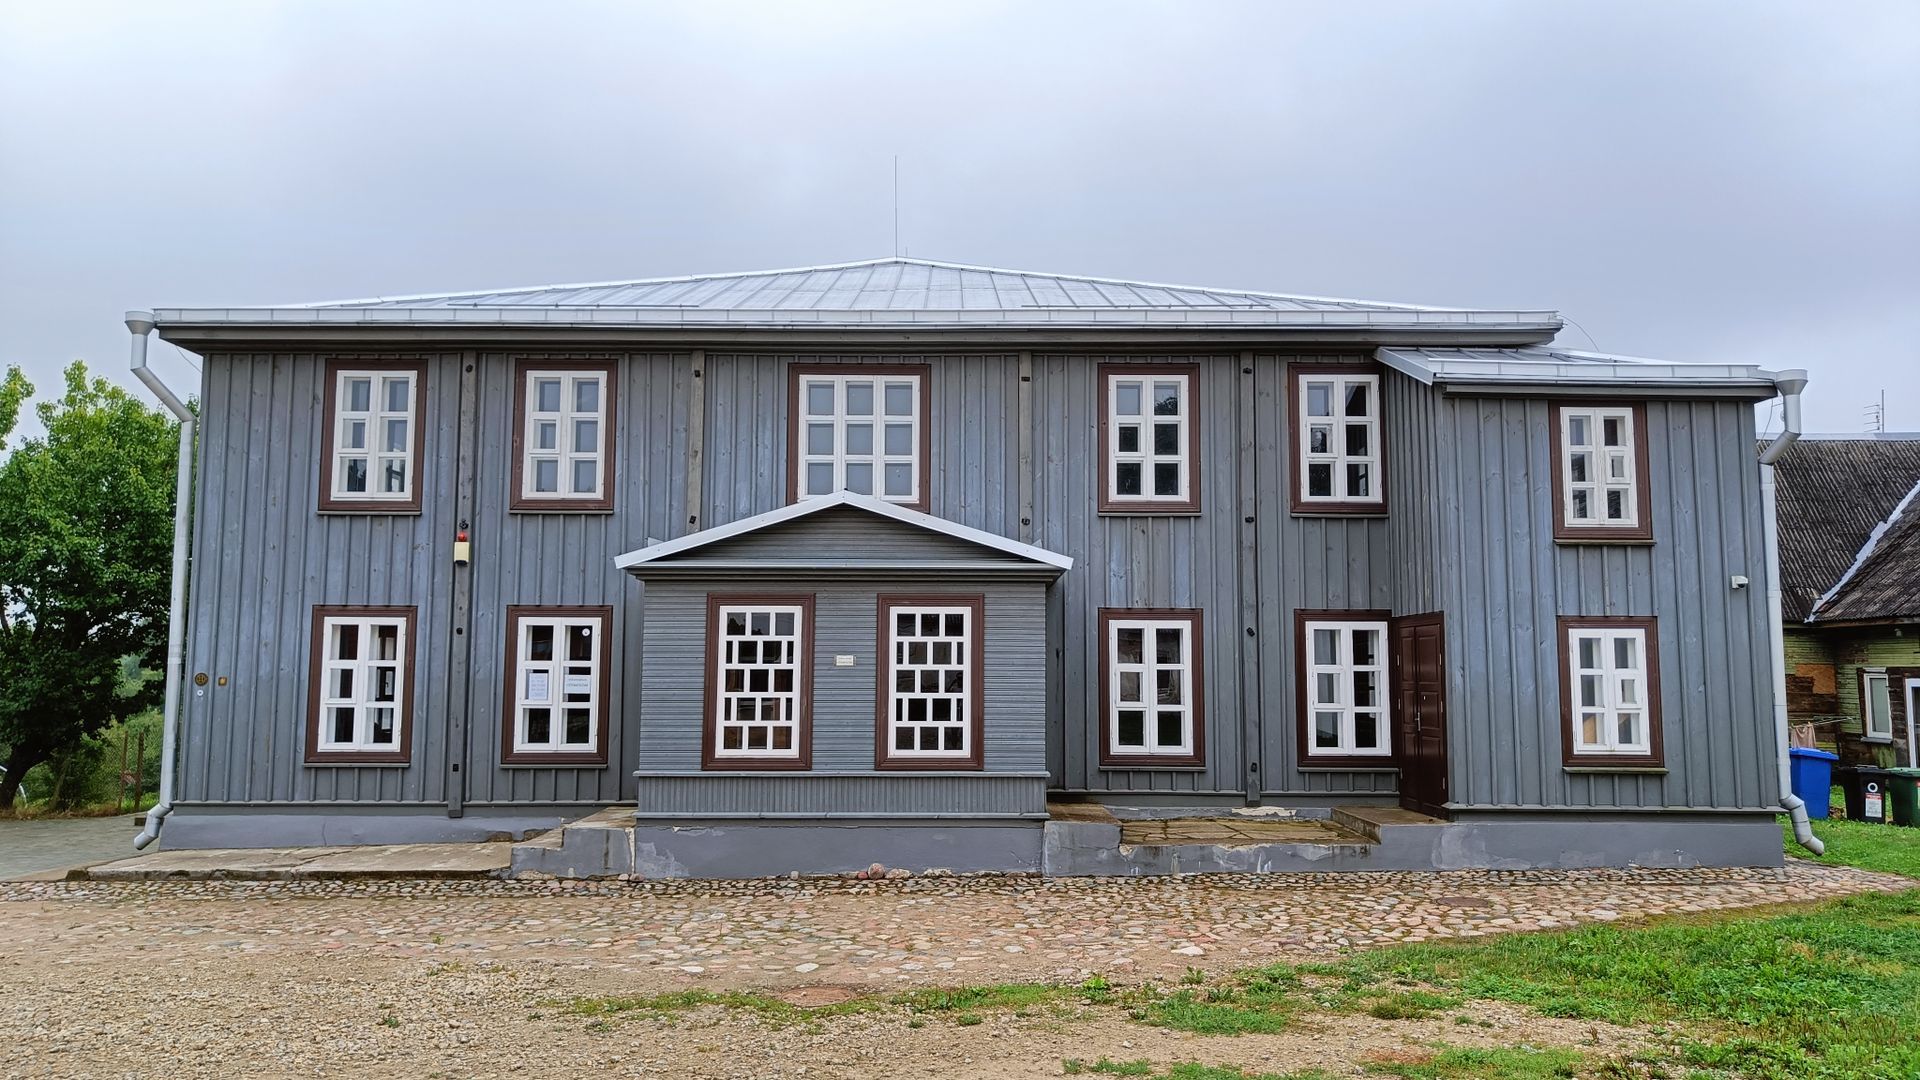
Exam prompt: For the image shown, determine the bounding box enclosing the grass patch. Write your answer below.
[568,978,1126,1030]
[1360,1046,1582,1079]
[566,989,881,1026]
[1786,816,1920,879]
[1062,1058,1155,1076]
[1065,1062,1340,1080]
[1363,989,1462,1020]
[1136,967,1306,1034]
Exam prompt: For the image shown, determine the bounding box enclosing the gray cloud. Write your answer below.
[2,0,1914,434]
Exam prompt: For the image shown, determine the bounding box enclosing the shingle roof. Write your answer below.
[1813,475,1920,624]
[1771,435,1920,621]
[150,257,1563,331]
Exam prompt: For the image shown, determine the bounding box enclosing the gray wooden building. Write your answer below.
[130,258,1811,873]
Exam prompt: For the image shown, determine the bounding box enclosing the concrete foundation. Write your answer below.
[157,805,581,850]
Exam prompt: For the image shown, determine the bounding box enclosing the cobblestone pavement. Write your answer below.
[0,814,147,879]
[3,860,1908,990]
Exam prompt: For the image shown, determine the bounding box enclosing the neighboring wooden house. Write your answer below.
[1776,435,1920,769]
[127,258,1811,874]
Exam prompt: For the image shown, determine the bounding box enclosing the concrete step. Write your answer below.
[78,842,510,881]
[508,805,635,879]
[1331,805,1450,842]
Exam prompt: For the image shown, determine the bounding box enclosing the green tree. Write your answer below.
[0,361,180,808]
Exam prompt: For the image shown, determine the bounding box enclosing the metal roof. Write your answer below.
[1378,345,1786,392]
[1771,435,1920,622]
[149,257,1562,332]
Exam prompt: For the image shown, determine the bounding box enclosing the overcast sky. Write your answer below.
[2,1,1915,437]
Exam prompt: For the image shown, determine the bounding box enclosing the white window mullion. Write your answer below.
[797,373,921,504]
[1297,373,1381,506]
[330,370,417,502]
[1303,619,1391,757]
[714,604,806,759]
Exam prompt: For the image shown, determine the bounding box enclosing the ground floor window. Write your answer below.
[705,595,814,769]
[876,595,984,768]
[1297,612,1392,762]
[1559,615,1664,766]
[1862,670,1894,741]
[1099,608,1205,767]
[306,606,414,764]
[503,606,611,764]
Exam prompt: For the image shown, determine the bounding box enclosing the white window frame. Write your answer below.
[329,368,418,502]
[881,602,978,762]
[1302,618,1392,758]
[1105,614,1198,760]
[316,614,408,753]
[1296,371,1381,506]
[519,369,608,503]
[1104,370,1192,507]
[795,372,922,504]
[1862,670,1894,742]
[1566,624,1654,757]
[509,612,606,756]
[711,602,808,761]
[1558,405,1640,529]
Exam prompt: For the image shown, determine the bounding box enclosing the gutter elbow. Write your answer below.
[1759,368,1809,465]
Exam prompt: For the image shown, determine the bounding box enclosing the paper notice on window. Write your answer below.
[527,672,550,702]
[565,673,592,696]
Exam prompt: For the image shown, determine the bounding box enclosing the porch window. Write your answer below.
[503,607,610,764]
[1559,616,1665,766]
[705,596,814,768]
[1552,402,1651,541]
[790,366,929,509]
[514,363,614,510]
[1299,615,1392,760]
[1289,366,1383,513]
[1100,609,1205,766]
[1863,671,1894,741]
[321,362,424,512]
[877,596,984,768]
[1099,365,1200,512]
[306,606,414,763]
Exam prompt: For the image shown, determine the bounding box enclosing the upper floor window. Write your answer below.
[306,606,414,764]
[321,362,425,512]
[1290,366,1383,513]
[704,595,814,769]
[877,595,984,769]
[514,362,615,512]
[1552,402,1651,541]
[1559,616,1664,767]
[503,606,611,765]
[1297,613,1392,763]
[1099,608,1205,767]
[1099,365,1200,513]
[789,365,929,509]
[1862,670,1894,742]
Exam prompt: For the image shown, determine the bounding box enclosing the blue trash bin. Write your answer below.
[1789,747,1839,819]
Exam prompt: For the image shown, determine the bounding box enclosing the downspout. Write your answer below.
[1758,368,1822,855]
[126,312,195,850]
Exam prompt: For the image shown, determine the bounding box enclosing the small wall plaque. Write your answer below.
[834,655,856,668]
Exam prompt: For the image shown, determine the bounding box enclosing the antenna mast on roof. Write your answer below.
[892,155,900,257]
[1866,390,1885,433]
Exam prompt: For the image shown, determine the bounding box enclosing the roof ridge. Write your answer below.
[1810,472,1920,620]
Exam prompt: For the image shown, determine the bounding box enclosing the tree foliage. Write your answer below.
[0,361,180,807]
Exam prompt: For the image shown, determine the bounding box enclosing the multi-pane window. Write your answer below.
[1553,403,1649,539]
[879,598,983,767]
[1293,369,1381,510]
[1561,617,1663,764]
[516,365,612,509]
[1301,617,1391,759]
[307,607,413,762]
[325,365,421,509]
[1102,367,1197,511]
[792,368,926,506]
[1101,610,1203,765]
[505,608,609,762]
[708,598,812,766]
[1863,671,1894,741]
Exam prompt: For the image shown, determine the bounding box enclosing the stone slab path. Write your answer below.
[81,840,512,880]
[3,860,1907,991]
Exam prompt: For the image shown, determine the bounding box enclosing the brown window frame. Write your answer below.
[1549,401,1653,543]
[1293,608,1397,769]
[1096,363,1202,515]
[702,593,816,771]
[786,364,933,512]
[1557,615,1666,768]
[510,359,618,513]
[500,605,614,766]
[874,594,986,771]
[318,359,429,514]
[1287,362,1387,516]
[1097,607,1207,768]
[305,604,417,765]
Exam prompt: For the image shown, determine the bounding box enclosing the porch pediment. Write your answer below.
[613,491,1071,578]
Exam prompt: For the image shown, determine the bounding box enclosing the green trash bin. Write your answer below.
[1889,768,1920,828]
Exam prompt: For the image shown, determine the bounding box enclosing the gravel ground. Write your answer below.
[0,814,147,879]
[4,860,1906,1078]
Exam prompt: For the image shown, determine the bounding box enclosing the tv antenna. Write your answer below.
[1865,390,1885,433]
[892,155,900,256]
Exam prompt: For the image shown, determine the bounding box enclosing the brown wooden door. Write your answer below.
[1393,613,1449,818]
